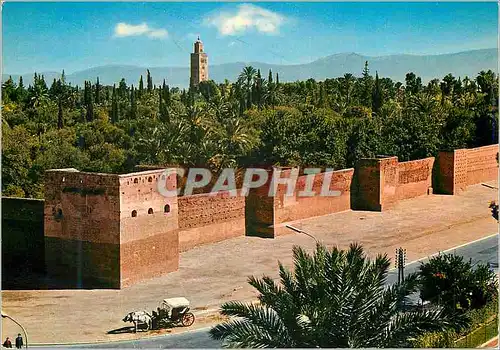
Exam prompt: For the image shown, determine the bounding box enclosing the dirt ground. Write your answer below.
[1,181,498,344]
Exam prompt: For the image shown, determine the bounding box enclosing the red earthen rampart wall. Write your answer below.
[353,159,381,211]
[118,170,179,287]
[44,170,122,287]
[178,191,245,251]
[273,169,354,236]
[435,145,498,194]
[397,157,434,201]
[380,157,399,210]
[466,145,498,185]
[13,145,496,288]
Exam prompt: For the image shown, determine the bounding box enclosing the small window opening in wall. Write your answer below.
[62,177,65,183]
[127,181,130,185]
[164,204,170,213]
[148,177,153,182]
[131,210,137,217]
[148,208,154,214]
[80,179,83,184]
[134,178,138,184]
[57,208,63,217]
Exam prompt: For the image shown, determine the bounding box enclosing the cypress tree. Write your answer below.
[111,84,118,123]
[147,69,153,91]
[255,69,262,108]
[138,75,144,96]
[83,81,88,107]
[130,85,137,120]
[268,70,273,85]
[57,98,64,129]
[165,84,171,107]
[276,73,279,85]
[16,76,25,102]
[372,71,383,114]
[95,77,101,104]
[361,61,372,107]
[85,81,94,122]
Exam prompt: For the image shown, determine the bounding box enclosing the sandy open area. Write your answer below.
[1,182,498,344]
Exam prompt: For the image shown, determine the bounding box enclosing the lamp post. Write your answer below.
[1,311,28,349]
[285,224,319,244]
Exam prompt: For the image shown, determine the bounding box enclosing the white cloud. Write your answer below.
[114,22,168,39]
[204,4,285,36]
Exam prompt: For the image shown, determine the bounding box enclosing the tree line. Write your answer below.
[2,63,498,198]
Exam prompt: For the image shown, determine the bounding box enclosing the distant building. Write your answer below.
[190,37,208,87]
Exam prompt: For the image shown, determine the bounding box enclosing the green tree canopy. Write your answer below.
[210,243,448,348]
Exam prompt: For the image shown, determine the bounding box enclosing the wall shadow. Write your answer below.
[2,262,119,290]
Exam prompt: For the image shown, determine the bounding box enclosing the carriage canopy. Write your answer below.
[161,297,190,309]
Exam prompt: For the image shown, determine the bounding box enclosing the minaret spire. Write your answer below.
[190,36,208,87]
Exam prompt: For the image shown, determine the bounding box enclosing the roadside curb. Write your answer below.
[24,234,499,346]
[29,308,225,346]
[479,335,498,348]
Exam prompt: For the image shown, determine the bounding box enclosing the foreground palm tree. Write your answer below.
[210,243,447,348]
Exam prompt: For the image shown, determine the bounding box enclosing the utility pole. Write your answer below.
[395,247,407,284]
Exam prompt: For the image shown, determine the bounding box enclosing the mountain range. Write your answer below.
[3,48,498,88]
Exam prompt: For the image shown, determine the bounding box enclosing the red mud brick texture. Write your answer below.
[120,230,179,287]
[466,144,498,185]
[178,191,245,251]
[246,179,275,238]
[453,149,469,194]
[379,157,399,210]
[274,169,354,235]
[44,171,121,244]
[397,157,434,201]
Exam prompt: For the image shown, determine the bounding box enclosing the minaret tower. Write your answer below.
[190,36,208,87]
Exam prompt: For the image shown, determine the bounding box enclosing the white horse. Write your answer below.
[122,311,153,333]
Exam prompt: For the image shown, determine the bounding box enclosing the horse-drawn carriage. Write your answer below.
[123,297,195,332]
[153,297,195,329]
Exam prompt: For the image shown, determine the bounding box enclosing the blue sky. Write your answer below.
[2,1,498,74]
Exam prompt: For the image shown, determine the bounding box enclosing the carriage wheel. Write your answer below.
[181,312,195,327]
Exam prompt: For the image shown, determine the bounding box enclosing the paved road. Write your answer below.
[31,234,498,349]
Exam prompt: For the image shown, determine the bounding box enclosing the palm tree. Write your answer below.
[238,66,257,109]
[263,82,283,109]
[207,116,256,171]
[408,93,438,115]
[339,73,355,107]
[210,243,448,348]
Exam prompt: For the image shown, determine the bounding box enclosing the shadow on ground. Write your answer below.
[2,264,116,290]
[107,326,143,335]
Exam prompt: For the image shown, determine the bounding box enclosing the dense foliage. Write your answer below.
[412,296,498,348]
[209,243,448,348]
[2,64,498,198]
[418,254,498,315]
